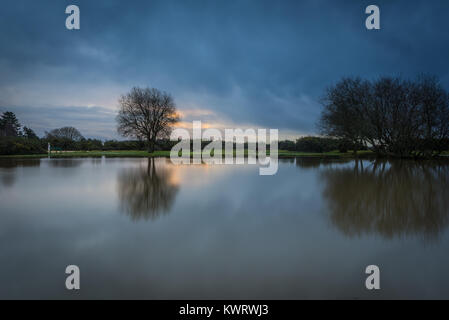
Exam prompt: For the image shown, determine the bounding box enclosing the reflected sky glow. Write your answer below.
[1,158,449,299]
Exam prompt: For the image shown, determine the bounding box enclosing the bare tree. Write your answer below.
[415,75,449,156]
[319,75,449,158]
[318,77,370,154]
[116,87,180,153]
[369,77,420,157]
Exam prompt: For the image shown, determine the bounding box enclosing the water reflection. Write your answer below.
[47,159,84,168]
[321,159,449,240]
[279,158,294,164]
[295,157,351,169]
[117,158,179,221]
[2,157,449,298]
[0,159,40,187]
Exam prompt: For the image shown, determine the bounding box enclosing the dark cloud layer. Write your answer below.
[1,0,449,139]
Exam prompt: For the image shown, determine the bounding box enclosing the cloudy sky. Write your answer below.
[1,0,449,140]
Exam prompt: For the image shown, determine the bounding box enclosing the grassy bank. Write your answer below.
[0,150,375,159]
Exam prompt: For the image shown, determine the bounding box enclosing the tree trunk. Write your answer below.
[148,142,154,153]
[148,137,155,153]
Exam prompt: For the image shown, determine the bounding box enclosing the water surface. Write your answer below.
[0,157,449,299]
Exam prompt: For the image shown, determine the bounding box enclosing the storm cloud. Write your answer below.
[1,0,449,139]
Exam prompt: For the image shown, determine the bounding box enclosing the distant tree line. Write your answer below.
[0,111,180,155]
[279,136,366,153]
[3,74,449,158]
[3,113,353,155]
[319,75,449,158]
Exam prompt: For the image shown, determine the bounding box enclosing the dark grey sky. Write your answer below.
[1,0,449,139]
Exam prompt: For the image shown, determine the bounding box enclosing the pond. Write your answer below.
[0,157,449,299]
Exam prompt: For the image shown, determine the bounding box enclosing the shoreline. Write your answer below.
[0,150,370,159]
[1,150,447,160]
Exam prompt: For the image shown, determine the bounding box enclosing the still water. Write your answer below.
[0,157,449,299]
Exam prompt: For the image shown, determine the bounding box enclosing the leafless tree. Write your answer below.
[415,75,449,156]
[318,77,370,154]
[368,77,421,157]
[116,87,180,153]
[319,75,449,158]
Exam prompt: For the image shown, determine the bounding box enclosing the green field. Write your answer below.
[0,149,375,159]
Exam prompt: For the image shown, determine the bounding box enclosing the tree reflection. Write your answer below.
[48,159,83,168]
[295,157,351,169]
[0,159,40,187]
[117,158,179,221]
[321,159,449,240]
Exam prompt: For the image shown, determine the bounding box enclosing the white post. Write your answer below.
[48,143,51,156]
